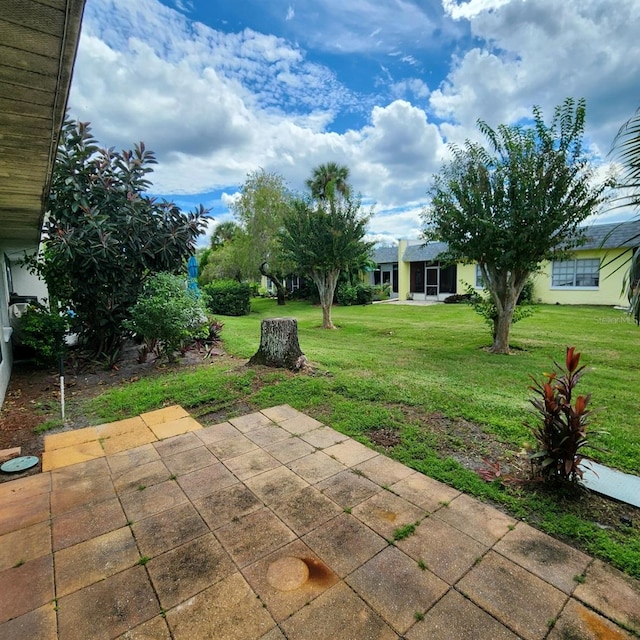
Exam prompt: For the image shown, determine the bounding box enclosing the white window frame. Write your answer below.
[475,264,484,289]
[551,258,600,289]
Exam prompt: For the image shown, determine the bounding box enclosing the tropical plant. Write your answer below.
[424,98,609,353]
[306,161,351,203]
[280,196,373,328]
[526,347,599,482]
[610,107,640,322]
[15,303,68,366]
[124,272,208,363]
[27,119,207,366]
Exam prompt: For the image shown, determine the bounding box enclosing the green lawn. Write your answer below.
[85,299,640,577]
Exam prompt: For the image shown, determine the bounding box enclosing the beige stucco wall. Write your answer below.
[454,249,631,306]
[397,240,411,300]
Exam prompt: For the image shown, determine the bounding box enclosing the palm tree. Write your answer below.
[305,162,351,203]
[610,108,640,321]
[210,220,240,250]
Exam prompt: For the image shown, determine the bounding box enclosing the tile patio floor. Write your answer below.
[0,404,638,639]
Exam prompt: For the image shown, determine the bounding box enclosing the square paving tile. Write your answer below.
[149,416,202,440]
[287,451,347,484]
[396,515,488,584]
[389,472,461,512]
[0,554,54,623]
[57,565,159,640]
[140,405,190,426]
[346,546,448,634]
[574,559,640,634]
[264,436,316,463]
[278,414,324,434]
[435,493,515,546]
[0,520,51,571]
[494,522,591,594]
[280,582,399,640]
[261,404,302,423]
[51,458,111,492]
[215,507,297,567]
[229,412,276,433]
[323,439,379,466]
[52,495,127,551]
[207,434,259,460]
[166,572,277,640]
[196,421,242,445]
[194,483,263,530]
[0,472,50,503]
[352,490,425,540]
[163,445,218,476]
[101,426,157,455]
[153,431,203,458]
[120,479,188,522]
[259,629,287,640]
[176,461,238,501]
[132,502,209,557]
[457,551,567,640]
[244,465,309,503]
[299,425,349,449]
[548,598,637,640]
[114,615,172,639]
[112,459,171,494]
[50,474,117,517]
[315,469,381,508]
[270,485,342,535]
[42,440,105,471]
[96,416,147,438]
[406,589,519,640]
[55,526,139,597]
[223,448,281,480]
[147,533,235,610]
[43,426,98,451]
[0,491,50,536]
[353,455,414,487]
[106,444,160,476]
[0,603,57,640]
[246,424,292,447]
[302,513,387,578]
[242,539,340,622]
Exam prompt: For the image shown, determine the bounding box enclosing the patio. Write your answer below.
[0,405,638,639]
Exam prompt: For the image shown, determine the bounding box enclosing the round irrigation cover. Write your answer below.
[1,456,39,473]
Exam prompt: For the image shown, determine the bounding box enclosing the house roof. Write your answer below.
[581,220,640,250]
[402,241,449,262]
[0,0,86,249]
[371,246,398,264]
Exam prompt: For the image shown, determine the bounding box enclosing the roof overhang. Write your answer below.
[0,0,86,249]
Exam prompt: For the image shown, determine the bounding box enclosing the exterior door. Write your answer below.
[426,267,439,297]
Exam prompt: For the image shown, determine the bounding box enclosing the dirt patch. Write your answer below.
[367,428,402,449]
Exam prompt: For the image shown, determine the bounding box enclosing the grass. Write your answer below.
[82,298,640,577]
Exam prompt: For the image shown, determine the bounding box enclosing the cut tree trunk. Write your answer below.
[248,318,308,370]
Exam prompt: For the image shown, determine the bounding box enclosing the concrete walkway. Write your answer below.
[0,405,638,639]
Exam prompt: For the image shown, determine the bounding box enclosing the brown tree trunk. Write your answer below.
[491,300,516,354]
[312,269,339,329]
[259,262,286,306]
[248,318,308,370]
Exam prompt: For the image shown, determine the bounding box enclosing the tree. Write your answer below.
[610,107,640,322]
[209,220,240,250]
[423,98,608,353]
[230,169,295,305]
[305,162,351,202]
[280,196,373,328]
[30,119,208,365]
[198,220,243,285]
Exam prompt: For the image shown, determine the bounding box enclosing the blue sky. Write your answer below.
[68,0,640,244]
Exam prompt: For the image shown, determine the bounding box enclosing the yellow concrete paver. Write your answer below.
[43,427,98,452]
[42,440,105,472]
[140,405,190,427]
[149,416,202,440]
[100,426,157,455]
[95,416,147,438]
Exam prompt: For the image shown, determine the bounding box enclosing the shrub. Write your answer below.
[372,284,391,301]
[15,303,68,366]
[125,272,209,362]
[526,347,599,483]
[355,284,374,305]
[202,280,251,316]
[518,278,535,304]
[443,293,472,304]
[337,283,357,306]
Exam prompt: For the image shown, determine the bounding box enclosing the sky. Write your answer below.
[68,0,640,245]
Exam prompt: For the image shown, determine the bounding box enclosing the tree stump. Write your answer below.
[249,318,308,371]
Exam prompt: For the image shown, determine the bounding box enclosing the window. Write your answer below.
[475,264,484,288]
[552,259,599,288]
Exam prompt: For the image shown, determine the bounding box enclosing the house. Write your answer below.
[0,0,86,407]
[370,220,640,306]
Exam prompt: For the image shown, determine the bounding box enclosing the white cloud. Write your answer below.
[442,0,512,21]
[285,5,294,20]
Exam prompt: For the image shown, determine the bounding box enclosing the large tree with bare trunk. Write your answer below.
[423,98,608,353]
